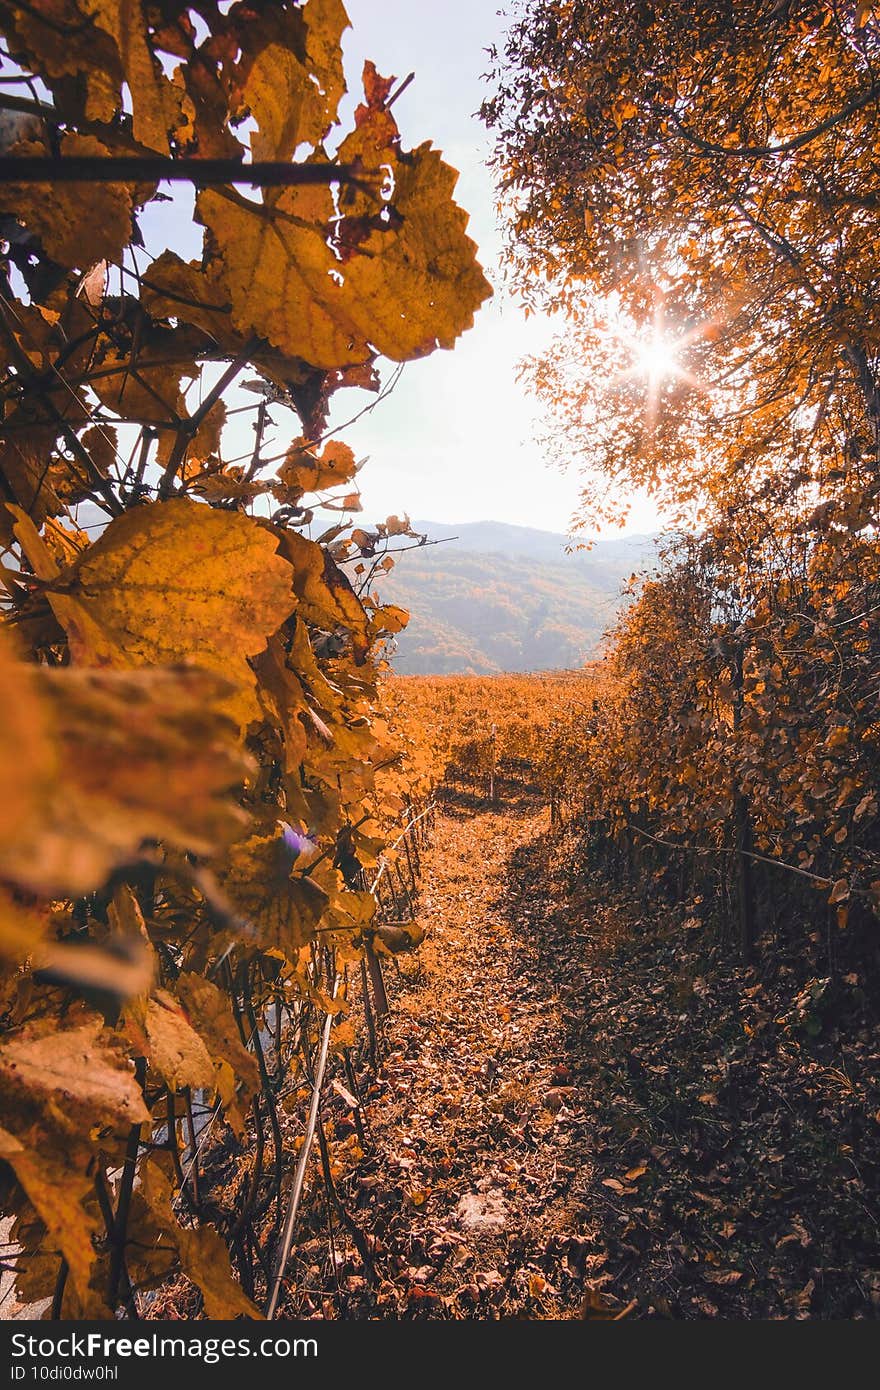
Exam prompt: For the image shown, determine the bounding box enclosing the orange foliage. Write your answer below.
[0,0,488,1317]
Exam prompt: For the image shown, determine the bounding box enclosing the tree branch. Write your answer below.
[0,155,366,188]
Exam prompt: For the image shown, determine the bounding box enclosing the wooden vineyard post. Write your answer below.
[360,958,378,1068]
[489,723,497,804]
[365,940,389,1017]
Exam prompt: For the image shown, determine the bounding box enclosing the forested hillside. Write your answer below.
[375,522,656,673]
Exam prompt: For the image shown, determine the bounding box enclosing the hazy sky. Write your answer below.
[325,0,661,537]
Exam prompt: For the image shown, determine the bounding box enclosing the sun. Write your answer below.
[598,293,714,433]
[634,335,681,384]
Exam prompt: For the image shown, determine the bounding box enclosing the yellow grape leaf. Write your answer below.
[286,616,343,714]
[329,887,376,929]
[189,471,268,505]
[197,184,361,368]
[275,437,359,498]
[0,429,64,541]
[273,526,368,653]
[0,1124,105,1315]
[371,602,409,635]
[111,1190,175,1295]
[47,498,295,727]
[0,1017,149,1134]
[78,424,118,479]
[140,251,239,344]
[140,255,326,414]
[0,1,121,124]
[126,991,216,1093]
[252,635,310,772]
[90,333,195,423]
[216,833,330,955]
[0,134,133,268]
[41,517,90,569]
[198,118,491,368]
[9,502,60,580]
[242,0,348,160]
[334,129,493,362]
[81,0,183,151]
[141,1162,262,1318]
[175,972,260,1104]
[0,664,250,896]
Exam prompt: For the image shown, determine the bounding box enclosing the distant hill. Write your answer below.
[374,520,658,675]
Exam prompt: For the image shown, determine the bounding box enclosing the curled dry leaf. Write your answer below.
[273,526,369,656]
[82,0,186,152]
[240,0,348,161]
[139,251,237,344]
[376,920,426,954]
[275,437,359,500]
[175,971,260,1124]
[0,1123,105,1315]
[371,602,410,636]
[126,990,216,1094]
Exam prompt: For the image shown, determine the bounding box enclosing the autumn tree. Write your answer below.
[0,0,489,1317]
[484,0,880,530]
[482,2,880,965]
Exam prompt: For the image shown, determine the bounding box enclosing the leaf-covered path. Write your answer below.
[282,793,609,1318]
[282,791,880,1320]
[357,795,599,1317]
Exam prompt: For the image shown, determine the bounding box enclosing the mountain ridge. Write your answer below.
[375,520,659,675]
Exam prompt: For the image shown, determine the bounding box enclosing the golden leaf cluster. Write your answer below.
[0,0,488,1317]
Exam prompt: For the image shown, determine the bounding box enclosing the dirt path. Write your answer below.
[282,792,610,1319]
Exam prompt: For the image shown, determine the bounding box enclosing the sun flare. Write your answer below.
[634,336,681,383]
